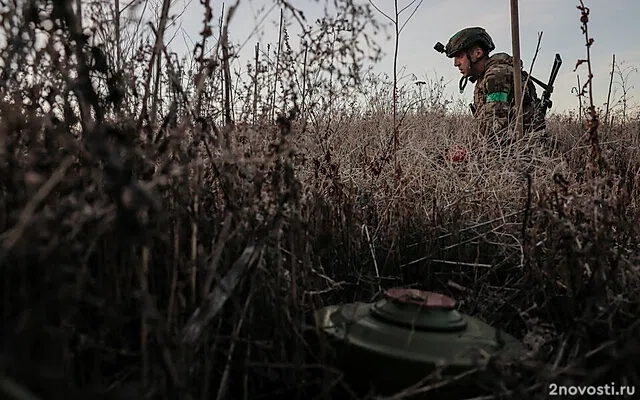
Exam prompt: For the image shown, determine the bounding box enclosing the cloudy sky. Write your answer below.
[141,0,639,115]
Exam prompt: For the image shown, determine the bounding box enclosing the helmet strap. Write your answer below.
[459,51,476,93]
[457,46,489,94]
[462,50,488,89]
[459,76,468,93]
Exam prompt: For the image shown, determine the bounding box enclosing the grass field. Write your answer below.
[1,1,639,399]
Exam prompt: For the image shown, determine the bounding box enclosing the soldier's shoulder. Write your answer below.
[482,54,513,88]
[486,53,513,75]
[489,52,512,63]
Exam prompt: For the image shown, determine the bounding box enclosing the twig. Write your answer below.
[0,377,43,400]
[443,223,506,251]
[202,211,237,298]
[400,257,493,269]
[552,334,569,370]
[141,245,150,391]
[0,156,75,252]
[191,163,200,306]
[576,0,607,176]
[605,54,615,128]
[362,224,382,292]
[517,31,543,135]
[437,210,524,240]
[181,242,264,345]
[138,0,172,128]
[215,290,254,400]
[447,280,469,292]
[431,259,492,268]
[168,206,179,325]
[522,173,532,269]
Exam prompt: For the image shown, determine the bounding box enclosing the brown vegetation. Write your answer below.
[0,1,639,399]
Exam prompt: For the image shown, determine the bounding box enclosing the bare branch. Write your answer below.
[368,0,394,23]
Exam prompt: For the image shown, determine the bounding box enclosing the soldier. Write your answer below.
[437,27,546,146]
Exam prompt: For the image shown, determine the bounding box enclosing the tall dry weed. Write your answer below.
[0,0,639,399]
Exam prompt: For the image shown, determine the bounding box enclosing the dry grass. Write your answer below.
[1,1,640,399]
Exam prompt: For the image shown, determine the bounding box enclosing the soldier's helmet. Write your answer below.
[443,27,495,58]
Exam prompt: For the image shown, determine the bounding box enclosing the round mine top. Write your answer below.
[383,288,457,310]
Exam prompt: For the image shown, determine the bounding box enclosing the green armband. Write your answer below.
[486,92,509,103]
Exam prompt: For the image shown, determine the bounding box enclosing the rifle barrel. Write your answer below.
[548,53,562,87]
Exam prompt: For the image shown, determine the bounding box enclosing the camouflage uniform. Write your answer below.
[473,53,546,144]
[436,27,547,145]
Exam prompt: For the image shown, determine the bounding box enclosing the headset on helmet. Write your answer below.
[434,27,495,93]
[434,27,495,58]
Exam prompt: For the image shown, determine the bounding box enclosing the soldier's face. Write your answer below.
[453,53,471,77]
[453,47,484,77]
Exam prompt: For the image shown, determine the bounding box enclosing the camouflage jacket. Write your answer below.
[472,53,546,142]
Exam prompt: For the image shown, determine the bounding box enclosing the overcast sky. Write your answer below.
[143,0,639,115]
